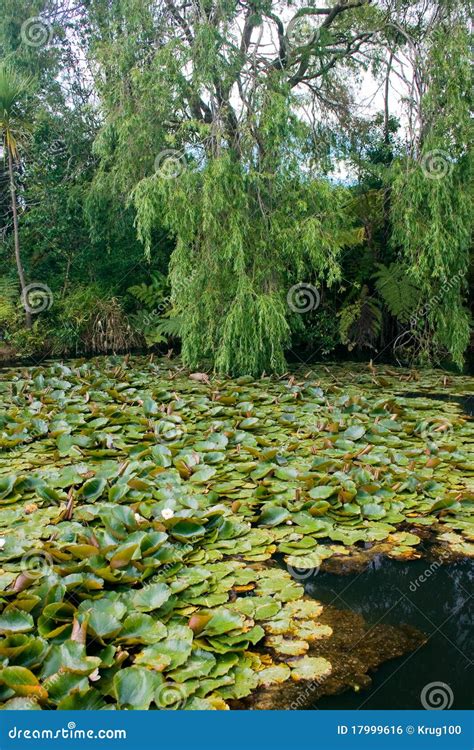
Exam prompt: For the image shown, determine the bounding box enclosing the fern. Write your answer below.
[128,273,169,309]
[339,286,382,351]
[373,262,420,323]
[0,277,19,326]
[156,315,183,337]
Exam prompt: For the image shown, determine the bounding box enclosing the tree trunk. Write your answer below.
[7,144,31,329]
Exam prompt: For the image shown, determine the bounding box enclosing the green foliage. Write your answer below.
[373,262,420,323]
[339,287,382,351]
[390,23,472,368]
[0,277,18,327]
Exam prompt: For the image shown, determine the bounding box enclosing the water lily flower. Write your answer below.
[89,669,100,682]
[0,538,5,549]
[161,508,174,520]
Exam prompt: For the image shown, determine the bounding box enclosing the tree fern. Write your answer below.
[373,262,420,323]
[339,286,382,351]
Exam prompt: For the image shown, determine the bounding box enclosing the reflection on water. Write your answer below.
[303,558,473,709]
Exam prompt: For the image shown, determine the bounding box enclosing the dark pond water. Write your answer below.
[397,391,474,417]
[301,558,473,710]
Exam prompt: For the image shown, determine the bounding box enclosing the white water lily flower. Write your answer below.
[0,538,5,549]
[134,512,144,523]
[89,669,100,682]
[161,508,174,520]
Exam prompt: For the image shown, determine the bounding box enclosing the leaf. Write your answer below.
[170,520,206,542]
[78,477,107,503]
[290,656,332,682]
[343,425,366,441]
[78,599,126,639]
[258,505,290,526]
[59,641,101,675]
[0,666,48,701]
[200,609,244,636]
[114,667,162,709]
[135,624,193,670]
[258,664,291,686]
[117,614,167,644]
[0,610,34,634]
[132,583,171,612]
[309,485,337,500]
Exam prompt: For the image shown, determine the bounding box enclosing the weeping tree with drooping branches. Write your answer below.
[390,12,472,368]
[83,0,472,374]
[117,0,376,375]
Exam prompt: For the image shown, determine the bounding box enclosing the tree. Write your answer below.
[390,18,472,367]
[91,0,377,375]
[0,64,33,328]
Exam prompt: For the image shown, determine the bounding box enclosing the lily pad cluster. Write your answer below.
[0,358,472,709]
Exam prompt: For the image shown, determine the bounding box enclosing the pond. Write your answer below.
[304,558,473,710]
[0,358,472,710]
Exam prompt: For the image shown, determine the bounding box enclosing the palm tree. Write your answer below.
[0,64,33,328]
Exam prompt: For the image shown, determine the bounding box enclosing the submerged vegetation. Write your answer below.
[0,358,471,708]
